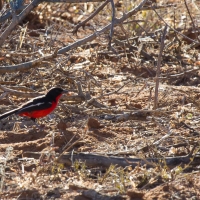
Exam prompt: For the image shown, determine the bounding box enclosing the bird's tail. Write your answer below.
[0,108,19,120]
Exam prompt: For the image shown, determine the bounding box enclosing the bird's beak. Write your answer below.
[62,90,69,94]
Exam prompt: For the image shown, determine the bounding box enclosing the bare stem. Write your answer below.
[154,25,168,110]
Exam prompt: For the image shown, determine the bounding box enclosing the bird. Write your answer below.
[0,87,68,122]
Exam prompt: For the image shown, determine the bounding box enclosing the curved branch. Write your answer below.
[72,0,110,34]
[58,0,148,54]
[0,0,148,73]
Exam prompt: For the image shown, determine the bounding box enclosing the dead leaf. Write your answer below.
[87,117,101,129]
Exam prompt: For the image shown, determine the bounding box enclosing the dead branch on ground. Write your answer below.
[23,151,200,168]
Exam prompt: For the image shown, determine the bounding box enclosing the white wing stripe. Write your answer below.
[18,102,52,112]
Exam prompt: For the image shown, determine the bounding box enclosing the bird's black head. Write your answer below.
[46,87,68,100]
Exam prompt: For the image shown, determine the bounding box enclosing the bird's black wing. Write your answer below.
[16,96,52,114]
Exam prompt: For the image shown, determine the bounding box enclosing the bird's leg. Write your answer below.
[31,118,39,129]
[12,121,21,132]
[31,118,36,123]
[31,118,45,130]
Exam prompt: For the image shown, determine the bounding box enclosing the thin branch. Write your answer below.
[0,85,40,98]
[0,0,148,72]
[0,51,56,73]
[166,67,199,78]
[154,25,168,109]
[108,0,115,49]
[152,6,199,44]
[0,0,106,46]
[72,0,110,34]
[183,0,200,42]
[58,0,148,54]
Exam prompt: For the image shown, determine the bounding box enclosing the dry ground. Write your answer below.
[0,0,200,199]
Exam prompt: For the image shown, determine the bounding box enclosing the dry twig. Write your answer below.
[154,25,168,109]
